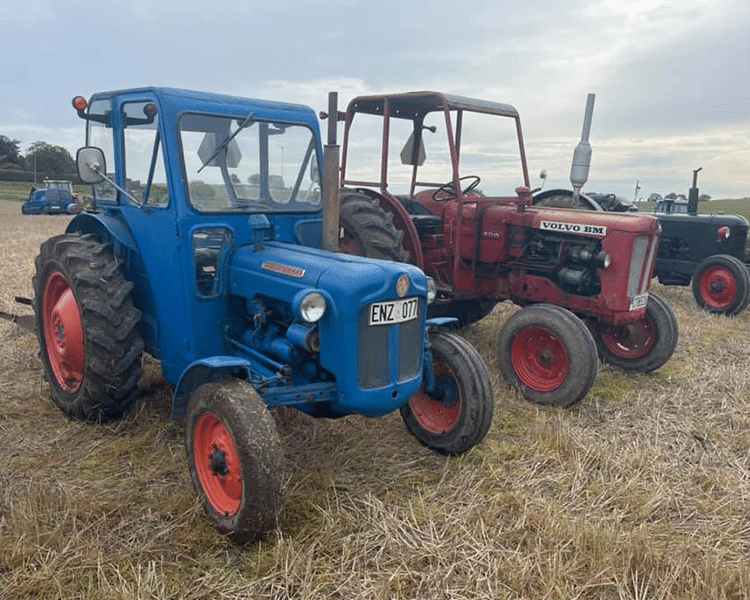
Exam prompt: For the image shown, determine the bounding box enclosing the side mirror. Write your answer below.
[539,169,548,180]
[400,131,426,166]
[77,147,106,184]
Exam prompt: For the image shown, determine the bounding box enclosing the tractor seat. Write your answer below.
[397,196,443,234]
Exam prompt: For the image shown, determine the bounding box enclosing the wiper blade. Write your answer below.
[198,113,255,173]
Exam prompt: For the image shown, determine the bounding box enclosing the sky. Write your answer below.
[1,0,748,201]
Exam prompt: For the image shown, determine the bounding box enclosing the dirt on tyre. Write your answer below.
[588,292,678,373]
[34,233,143,422]
[497,304,598,407]
[400,330,494,455]
[338,189,410,262]
[691,254,750,316]
[186,379,284,543]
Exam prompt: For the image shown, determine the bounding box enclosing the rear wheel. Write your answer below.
[186,379,284,543]
[34,234,143,421]
[400,330,494,455]
[691,254,750,316]
[338,190,409,262]
[589,292,678,372]
[497,304,598,407]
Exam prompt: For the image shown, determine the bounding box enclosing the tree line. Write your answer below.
[0,134,75,174]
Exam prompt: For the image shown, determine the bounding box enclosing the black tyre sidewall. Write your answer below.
[186,379,284,542]
[339,190,410,262]
[691,254,750,316]
[498,304,598,407]
[592,292,677,373]
[400,330,494,455]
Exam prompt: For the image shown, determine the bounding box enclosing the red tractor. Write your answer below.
[332,91,678,407]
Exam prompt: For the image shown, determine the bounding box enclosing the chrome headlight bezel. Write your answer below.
[293,290,326,323]
[426,277,437,304]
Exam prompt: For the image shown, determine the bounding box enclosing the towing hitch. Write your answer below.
[0,297,35,332]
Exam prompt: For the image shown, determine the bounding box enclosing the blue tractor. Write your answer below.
[32,88,494,541]
[22,179,82,215]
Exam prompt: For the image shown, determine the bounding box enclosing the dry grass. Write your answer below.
[2,199,750,599]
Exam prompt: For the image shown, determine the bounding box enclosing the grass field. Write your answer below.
[2,200,750,599]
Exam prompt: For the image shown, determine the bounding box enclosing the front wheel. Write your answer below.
[186,379,284,543]
[691,254,750,316]
[588,292,678,372]
[400,330,494,455]
[497,304,598,407]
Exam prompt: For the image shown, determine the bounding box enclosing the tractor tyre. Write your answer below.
[34,234,143,422]
[588,292,678,373]
[400,330,494,455]
[338,190,410,262]
[691,254,750,316]
[498,304,598,407]
[186,379,284,543]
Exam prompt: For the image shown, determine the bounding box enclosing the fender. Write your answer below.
[172,356,253,419]
[65,211,139,253]
[420,317,456,394]
[353,187,425,269]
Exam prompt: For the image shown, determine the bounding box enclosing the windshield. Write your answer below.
[179,112,321,213]
[345,106,526,197]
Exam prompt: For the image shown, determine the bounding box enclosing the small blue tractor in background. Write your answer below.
[22,179,82,215]
[29,88,494,542]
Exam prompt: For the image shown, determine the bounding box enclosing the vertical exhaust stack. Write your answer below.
[322,92,340,252]
[570,93,596,205]
[688,167,702,216]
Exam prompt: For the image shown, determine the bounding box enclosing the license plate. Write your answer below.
[369,297,419,326]
[629,293,649,310]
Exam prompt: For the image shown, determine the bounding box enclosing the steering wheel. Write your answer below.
[432,176,481,201]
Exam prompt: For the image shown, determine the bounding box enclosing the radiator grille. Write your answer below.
[627,236,649,298]
[358,299,423,389]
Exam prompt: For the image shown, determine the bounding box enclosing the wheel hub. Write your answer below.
[538,349,554,366]
[511,326,569,393]
[208,443,229,477]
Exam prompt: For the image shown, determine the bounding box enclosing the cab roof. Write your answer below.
[347,91,520,120]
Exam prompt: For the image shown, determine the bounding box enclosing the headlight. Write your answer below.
[299,292,326,322]
[427,277,437,304]
[597,251,611,269]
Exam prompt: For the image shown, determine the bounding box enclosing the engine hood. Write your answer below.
[229,241,427,318]
[524,205,660,237]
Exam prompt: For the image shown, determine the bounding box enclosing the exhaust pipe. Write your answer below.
[570,93,596,205]
[688,167,702,216]
[322,92,340,252]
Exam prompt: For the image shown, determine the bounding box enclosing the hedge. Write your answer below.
[0,169,82,184]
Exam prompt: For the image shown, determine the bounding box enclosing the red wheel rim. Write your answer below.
[511,326,569,392]
[338,227,365,256]
[699,266,737,309]
[193,413,242,516]
[599,314,655,360]
[408,361,461,434]
[42,272,84,393]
